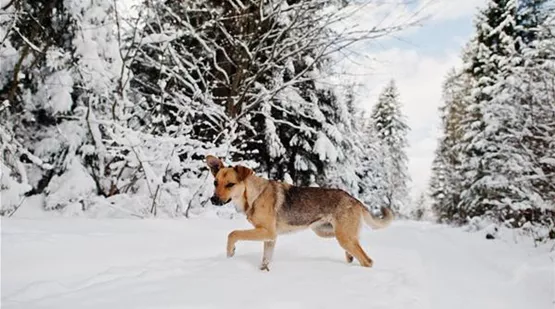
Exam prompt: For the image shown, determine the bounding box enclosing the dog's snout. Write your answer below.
[210,195,223,206]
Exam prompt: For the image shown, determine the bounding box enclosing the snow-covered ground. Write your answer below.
[2,214,554,309]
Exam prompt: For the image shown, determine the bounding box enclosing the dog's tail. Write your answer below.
[361,206,394,229]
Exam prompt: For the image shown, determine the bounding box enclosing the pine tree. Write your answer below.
[370,80,410,213]
[458,0,518,220]
[451,0,555,228]
[353,111,388,210]
[516,1,555,226]
[517,0,551,44]
[411,192,429,221]
[429,67,472,223]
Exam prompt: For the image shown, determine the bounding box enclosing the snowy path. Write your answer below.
[2,217,553,309]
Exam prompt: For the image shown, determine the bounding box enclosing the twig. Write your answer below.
[1,0,16,10]
[149,147,176,216]
[7,195,26,218]
[185,172,210,218]
[149,185,160,216]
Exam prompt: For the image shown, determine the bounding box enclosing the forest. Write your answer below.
[0,0,553,240]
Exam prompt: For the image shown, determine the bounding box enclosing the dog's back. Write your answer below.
[276,184,358,227]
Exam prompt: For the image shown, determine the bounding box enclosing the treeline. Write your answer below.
[429,0,555,238]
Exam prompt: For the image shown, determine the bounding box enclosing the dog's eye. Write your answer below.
[213,181,218,187]
[225,183,235,188]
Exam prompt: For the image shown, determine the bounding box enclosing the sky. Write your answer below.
[335,0,486,201]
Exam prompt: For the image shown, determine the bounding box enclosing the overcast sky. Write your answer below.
[335,0,485,200]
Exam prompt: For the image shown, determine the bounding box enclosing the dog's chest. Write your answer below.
[233,194,254,217]
[232,196,246,213]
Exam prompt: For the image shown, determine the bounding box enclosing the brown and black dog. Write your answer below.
[206,155,394,271]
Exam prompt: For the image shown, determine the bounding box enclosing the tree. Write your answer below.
[0,0,419,217]
[411,192,430,221]
[130,0,411,192]
[429,67,472,223]
[0,0,122,213]
[433,0,555,232]
[370,80,410,213]
[457,0,519,220]
[515,1,555,227]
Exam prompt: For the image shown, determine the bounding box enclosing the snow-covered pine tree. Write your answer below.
[264,59,360,189]
[515,0,555,226]
[456,0,555,229]
[370,80,410,214]
[355,112,389,210]
[411,192,429,221]
[429,67,472,223]
[517,0,551,45]
[457,0,517,221]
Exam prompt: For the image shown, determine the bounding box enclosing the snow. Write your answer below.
[0,162,32,213]
[44,69,74,114]
[2,216,553,309]
[43,158,96,211]
[140,31,186,45]
[313,132,339,163]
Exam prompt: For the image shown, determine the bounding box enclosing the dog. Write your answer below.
[205,155,394,271]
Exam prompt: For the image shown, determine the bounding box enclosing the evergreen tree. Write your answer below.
[516,1,555,224]
[411,192,429,221]
[433,0,555,231]
[354,112,388,210]
[517,0,551,44]
[370,80,410,213]
[429,67,472,223]
[458,0,517,220]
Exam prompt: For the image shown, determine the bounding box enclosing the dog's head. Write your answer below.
[205,155,253,206]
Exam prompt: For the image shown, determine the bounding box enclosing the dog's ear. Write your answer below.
[206,155,223,176]
[233,165,253,182]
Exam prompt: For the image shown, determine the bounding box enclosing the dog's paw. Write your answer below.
[361,259,373,268]
[226,246,236,258]
[345,252,354,264]
[259,264,270,271]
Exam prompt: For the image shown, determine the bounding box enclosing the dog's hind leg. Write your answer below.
[335,229,373,267]
[311,222,354,264]
[333,212,373,267]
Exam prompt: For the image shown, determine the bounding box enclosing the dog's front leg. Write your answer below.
[226,227,276,258]
[260,240,276,271]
